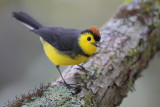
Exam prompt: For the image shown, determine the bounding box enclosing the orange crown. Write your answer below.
[89,26,100,37]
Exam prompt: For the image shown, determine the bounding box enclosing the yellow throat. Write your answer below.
[78,33,98,55]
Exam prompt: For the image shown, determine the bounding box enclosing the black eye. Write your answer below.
[87,37,91,41]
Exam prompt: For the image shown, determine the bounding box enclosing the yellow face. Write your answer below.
[78,33,99,55]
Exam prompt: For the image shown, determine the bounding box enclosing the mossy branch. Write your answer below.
[8,0,160,107]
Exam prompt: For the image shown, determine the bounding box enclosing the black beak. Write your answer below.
[91,43,100,47]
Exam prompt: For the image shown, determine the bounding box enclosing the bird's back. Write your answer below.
[32,27,81,52]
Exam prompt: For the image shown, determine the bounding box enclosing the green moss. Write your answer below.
[143,44,156,61]
[153,23,160,29]
[155,0,160,5]
[141,0,160,14]
[123,0,133,5]
[145,7,151,13]
[99,72,103,76]
[22,86,84,107]
[123,47,140,68]
[143,26,160,62]
[109,56,114,61]
[94,67,98,73]
[76,73,87,89]
[128,48,139,57]
[79,72,87,81]
[84,93,93,107]
[141,1,156,14]
[127,79,133,91]
[146,25,160,58]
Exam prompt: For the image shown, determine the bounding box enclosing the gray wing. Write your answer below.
[31,27,82,57]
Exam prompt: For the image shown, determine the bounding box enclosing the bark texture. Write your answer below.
[9,0,160,107]
[53,0,160,106]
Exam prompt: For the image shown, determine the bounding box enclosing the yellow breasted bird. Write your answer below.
[13,12,101,90]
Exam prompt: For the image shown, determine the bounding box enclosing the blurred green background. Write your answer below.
[0,0,160,106]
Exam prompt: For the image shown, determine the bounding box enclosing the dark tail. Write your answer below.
[12,12,43,29]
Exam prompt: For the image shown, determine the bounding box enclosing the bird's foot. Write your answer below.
[64,83,81,94]
[76,65,97,79]
[56,65,81,94]
[58,81,81,94]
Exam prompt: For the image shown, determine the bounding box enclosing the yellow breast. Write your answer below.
[43,41,90,65]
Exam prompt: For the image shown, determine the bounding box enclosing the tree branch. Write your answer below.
[9,0,160,107]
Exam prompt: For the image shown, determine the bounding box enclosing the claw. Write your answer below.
[56,65,81,94]
[77,65,97,80]
[64,82,81,94]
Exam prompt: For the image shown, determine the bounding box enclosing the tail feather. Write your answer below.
[12,12,43,29]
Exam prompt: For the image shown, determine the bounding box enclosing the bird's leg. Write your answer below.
[77,65,97,79]
[56,65,68,85]
[56,65,81,94]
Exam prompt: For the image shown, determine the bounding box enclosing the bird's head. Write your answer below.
[78,26,101,55]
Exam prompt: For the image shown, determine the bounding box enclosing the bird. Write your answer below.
[12,12,101,90]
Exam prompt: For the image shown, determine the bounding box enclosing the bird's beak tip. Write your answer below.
[91,43,100,47]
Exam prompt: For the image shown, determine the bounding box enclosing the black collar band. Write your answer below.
[82,53,91,57]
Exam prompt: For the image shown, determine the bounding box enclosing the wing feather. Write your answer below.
[31,27,82,57]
